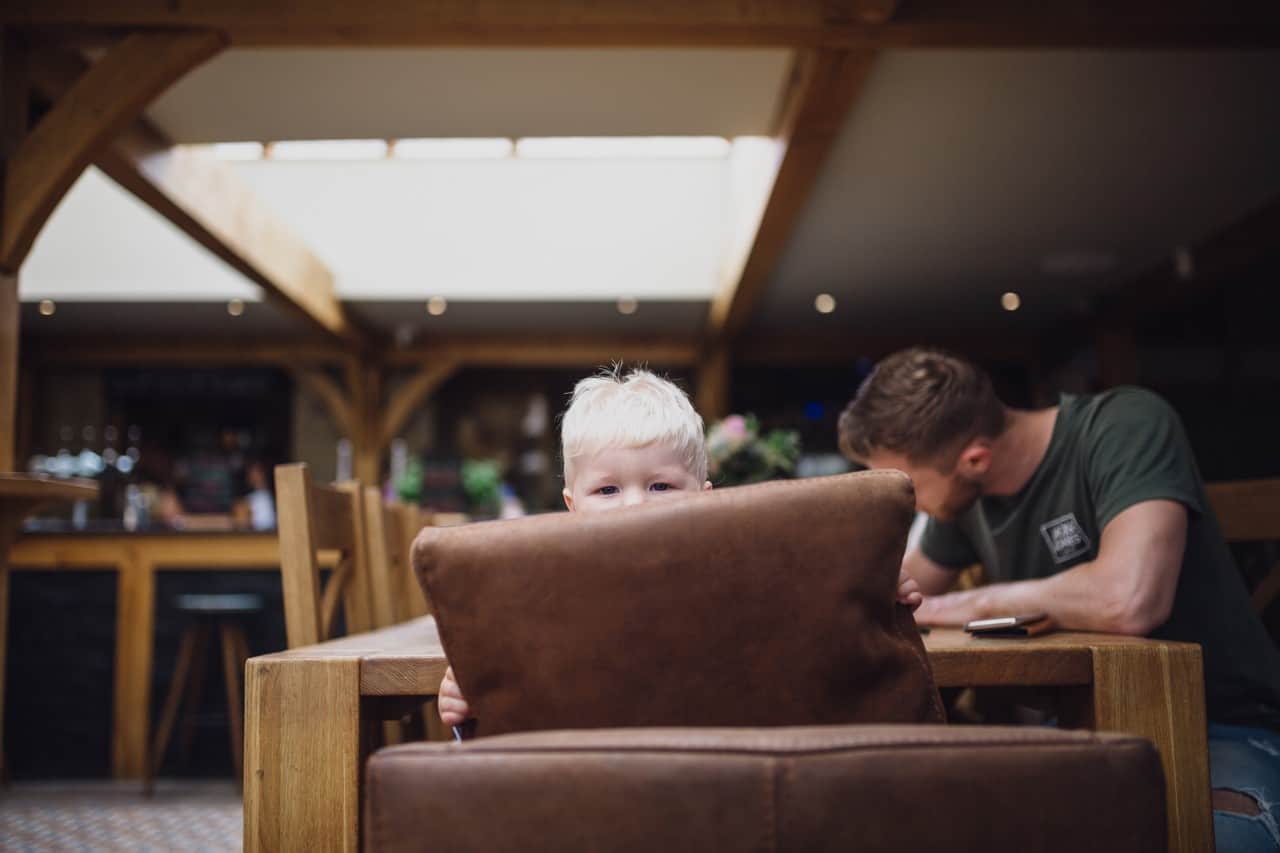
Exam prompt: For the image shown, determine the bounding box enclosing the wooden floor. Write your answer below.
[0,779,240,852]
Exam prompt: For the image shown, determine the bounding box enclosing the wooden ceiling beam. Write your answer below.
[28,45,361,345]
[707,48,878,342]
[386,336,700,368]
[4,1,1277,48]
[21,337,349,366]
[0,28,223,272]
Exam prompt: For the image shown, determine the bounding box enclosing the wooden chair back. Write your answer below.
[393,502,432,618]
[1205,478,1280,613]
[274,463,375,648]
[363,488,431,626]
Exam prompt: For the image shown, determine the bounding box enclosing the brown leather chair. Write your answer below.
[366,725,1165,852]
[366,472,1166,851]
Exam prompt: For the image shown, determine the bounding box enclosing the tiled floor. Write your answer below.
[0,780,241,852]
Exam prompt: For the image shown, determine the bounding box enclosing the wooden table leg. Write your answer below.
[1062,642,1214,853]
[244,656,363,853]
[112,555,154,778]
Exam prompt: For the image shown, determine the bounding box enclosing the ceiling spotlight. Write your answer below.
[227,299,245,317]
[38,299,56,317]
[616,297,638,315]
[1001,292,1022,312]
[814,293,837,314]
[426,296,448,316]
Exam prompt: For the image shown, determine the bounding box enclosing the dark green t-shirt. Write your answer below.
[920,387,1280,731]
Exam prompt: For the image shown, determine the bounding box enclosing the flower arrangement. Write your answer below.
[705,414,801,487]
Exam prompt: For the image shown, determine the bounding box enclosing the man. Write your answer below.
[839,347,1280,852]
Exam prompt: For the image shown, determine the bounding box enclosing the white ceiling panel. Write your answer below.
[146,48,793,143]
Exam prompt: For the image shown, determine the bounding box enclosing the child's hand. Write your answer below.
[897,567,923,611]
[438,666,472,726]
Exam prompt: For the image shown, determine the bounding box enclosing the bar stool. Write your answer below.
[144,592,262,795]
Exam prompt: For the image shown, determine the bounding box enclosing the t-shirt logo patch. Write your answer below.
[1040,513,1091,564]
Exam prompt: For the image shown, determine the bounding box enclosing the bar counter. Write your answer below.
[9,527,284,778]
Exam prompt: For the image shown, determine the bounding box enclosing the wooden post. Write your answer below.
[0,273,16,472]
[0,30,27,473]
[348,359,383,488]
[113,553,156,777]
[696,345,731,422]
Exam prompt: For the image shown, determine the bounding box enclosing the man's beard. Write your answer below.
[933,473,983,521]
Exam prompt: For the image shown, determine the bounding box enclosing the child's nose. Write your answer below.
[622,488,646,506]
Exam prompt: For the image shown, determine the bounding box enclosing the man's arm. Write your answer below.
[903,547,962,596]
[913,499,1186,634]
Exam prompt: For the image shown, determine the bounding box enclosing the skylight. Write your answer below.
[205,136,732,162]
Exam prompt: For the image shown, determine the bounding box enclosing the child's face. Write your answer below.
[563,443,711,513]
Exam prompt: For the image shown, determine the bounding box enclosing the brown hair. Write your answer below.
[838,348,1007,466]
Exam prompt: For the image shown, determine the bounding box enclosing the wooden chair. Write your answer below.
[364,490,450,740]
[363,490,430,626]
[1206,479,1280,614]
[274,463,376,648]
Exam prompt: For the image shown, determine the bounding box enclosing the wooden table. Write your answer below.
[243,619,1211,853]
[0,474,99,780]
[8,529,284,778]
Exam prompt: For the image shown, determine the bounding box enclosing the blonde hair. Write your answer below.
[561,366,707,485]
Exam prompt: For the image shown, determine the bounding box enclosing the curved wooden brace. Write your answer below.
[289,367,353,437]
[1,28,225,271]
[379,359,460,448]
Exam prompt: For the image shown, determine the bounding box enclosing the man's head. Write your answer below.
[561,367,711,513]
[837,348,1007,520]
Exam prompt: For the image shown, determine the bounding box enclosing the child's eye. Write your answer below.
[596,485,619,496]
[649,482,673,492]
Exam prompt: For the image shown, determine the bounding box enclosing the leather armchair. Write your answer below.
[366,472,1166,851]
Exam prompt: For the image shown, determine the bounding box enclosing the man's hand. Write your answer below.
[896,566,923,610]
[438,666,472,726]
[913,586,992,626]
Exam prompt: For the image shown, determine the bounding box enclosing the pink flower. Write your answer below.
[721,415,748,439]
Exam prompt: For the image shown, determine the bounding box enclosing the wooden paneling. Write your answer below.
[1,29,224,271]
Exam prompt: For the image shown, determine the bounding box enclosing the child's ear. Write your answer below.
[563,488,576,511]
[703,480,713,491]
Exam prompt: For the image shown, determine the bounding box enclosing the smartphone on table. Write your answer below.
[963,614,1052,637]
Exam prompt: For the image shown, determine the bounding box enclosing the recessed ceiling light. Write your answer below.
[616,297,638,315]
[227,299,245,317]
[814,293,837,314]
[1001,292,1021,312]
[426,296,448,316]
[38,299,56,317]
